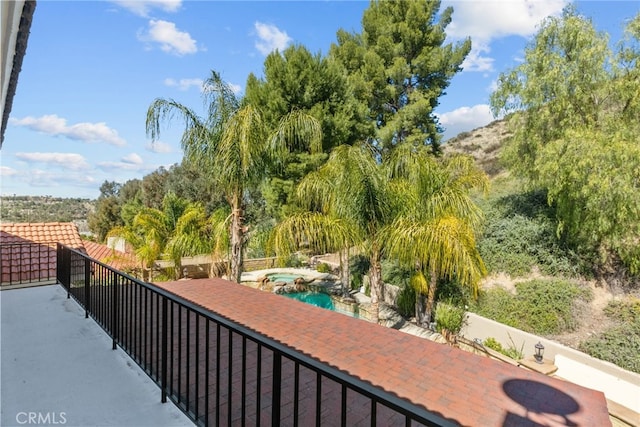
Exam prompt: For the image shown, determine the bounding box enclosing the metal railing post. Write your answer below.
[112,270,118,350]
[161,296,168,403]
[272,352,282,425]
[84,257,91,318]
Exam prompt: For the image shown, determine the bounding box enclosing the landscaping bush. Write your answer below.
[603,298,640,323]
[579,297,640,374]
[471,279,592,335]
[483,336,524,360]
[477,188,586,277]
[316,262,331,273]
[285,253,305,268]
[381,259,412,286]
[435,301,466,335]
[396,283,416,318]
[579,319,640,374]
[349,254,370,290]
[435,278,473,307]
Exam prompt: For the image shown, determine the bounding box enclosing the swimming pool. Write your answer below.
[266,273,304,283]
[283,291,335,309]
[282,291,358,318]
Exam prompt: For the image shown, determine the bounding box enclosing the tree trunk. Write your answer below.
[229,196,244,283]
[423,269,438,328]
[415,291,427,326]
[339,248,350,296]
[368,246,382,322]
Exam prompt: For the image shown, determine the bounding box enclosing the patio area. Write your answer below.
[0,285,192,427]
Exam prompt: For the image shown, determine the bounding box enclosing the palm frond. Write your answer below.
[383,216,486,296]
[268,212,360,261]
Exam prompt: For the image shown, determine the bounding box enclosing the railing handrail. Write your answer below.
[57,244,454,427]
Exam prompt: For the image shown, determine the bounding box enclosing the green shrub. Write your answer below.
[579,319,640,374]
[349,254,370,290]
[396,283,416,318]
[381,259,412,286]
[435,278,473,307]
[483,336,525,360]
[285,254,305,268]
[603,298,640,323]
[435,301,466,335]
[471,279,591,335]
[316,263,331,273]
[478,188,586,277]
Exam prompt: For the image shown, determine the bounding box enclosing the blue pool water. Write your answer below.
[282,292,359,318]
[267,273,303,283]
[283,291,335,310]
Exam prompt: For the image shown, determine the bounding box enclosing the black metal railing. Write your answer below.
[56,244,453,427]
[1,241,57,286]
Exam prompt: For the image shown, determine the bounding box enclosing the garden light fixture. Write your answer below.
[534,341,545,364]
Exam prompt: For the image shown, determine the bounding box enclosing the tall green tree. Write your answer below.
[147,70,322,283]
[330,0,471,155]
[88,181,124,242]
[491,10,640,273]
[490,7,612,181]
[245,44,372,220]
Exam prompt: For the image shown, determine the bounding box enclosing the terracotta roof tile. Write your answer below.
[0,222,84,249]
[83,241,138,272]
[0,222,85,285]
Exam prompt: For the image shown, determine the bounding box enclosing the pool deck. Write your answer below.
[156,278,612,426]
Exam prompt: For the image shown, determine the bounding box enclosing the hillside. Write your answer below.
[0,195,95,225]
[443,119,511,177]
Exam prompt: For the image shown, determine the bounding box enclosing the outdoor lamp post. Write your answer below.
[534,341,545,364]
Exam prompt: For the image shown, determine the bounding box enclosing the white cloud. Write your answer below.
[145,141,172,153]
[122,153,143,165]
[445,0,568,41]
[25,169,97,188]
[97,154,154,172]
[15,152,91,171]
[9,115,126,146]
[111,0,182,17]
[437,104,495,140]
[254,22,292,55]
[164,77,203,91]
[228,83,242,95]
[461,43,494,72]
[0,166,17,176]
[445,0,568,72]
[138,19,198,56]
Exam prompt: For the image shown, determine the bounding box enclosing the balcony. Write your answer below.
[1,243,614,426]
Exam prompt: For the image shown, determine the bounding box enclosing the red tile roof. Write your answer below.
[156,278,612,427]
[0,222,84,285]
[83,240,138,271]
[0,222,84,249]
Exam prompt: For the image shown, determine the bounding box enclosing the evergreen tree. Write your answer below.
[330,0,471,155]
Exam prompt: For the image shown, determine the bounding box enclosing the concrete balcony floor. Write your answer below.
[1,284,193,427]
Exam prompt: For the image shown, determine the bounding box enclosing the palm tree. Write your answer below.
[146,70,322,283]
[108,192,187,280]
[383,146,489,326]
[270,143,392,306]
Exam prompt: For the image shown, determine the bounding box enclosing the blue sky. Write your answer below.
[1,0,638,199]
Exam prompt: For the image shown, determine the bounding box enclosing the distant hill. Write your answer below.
[0,195,95,224]
[442,119,511,177]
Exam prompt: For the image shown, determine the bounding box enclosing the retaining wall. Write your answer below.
[461,312,640,413]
